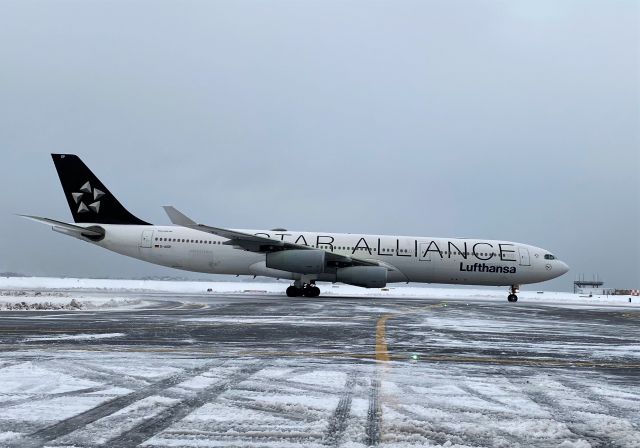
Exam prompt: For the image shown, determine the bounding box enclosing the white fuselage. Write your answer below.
[69,224,569,287]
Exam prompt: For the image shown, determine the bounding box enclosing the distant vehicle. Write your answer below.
[21,154,569,302]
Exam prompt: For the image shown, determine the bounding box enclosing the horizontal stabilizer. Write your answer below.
[18,215,104,237]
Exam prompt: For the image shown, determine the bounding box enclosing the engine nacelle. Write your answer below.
[266,249,325,274]
[336,266,387,288]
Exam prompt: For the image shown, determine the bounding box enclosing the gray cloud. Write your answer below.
[0,0,638,291]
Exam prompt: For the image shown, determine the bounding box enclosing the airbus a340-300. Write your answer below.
[22,154,569,302]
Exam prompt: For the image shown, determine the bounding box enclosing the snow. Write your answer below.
[0,353,637,446]
[289,370,347,388]
[22,332,124,342]
[0,432,22,443]
[173,371,226,392]
[0,361,100,394]
[1,277,638,309]
[183,317,350,326]
[58,396,180,445]
[0,277,638,446]
[0,289,148,311]
[0,395,110,423]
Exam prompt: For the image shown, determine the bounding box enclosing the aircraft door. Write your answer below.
[518,247,531,266]
[140,230,154,248]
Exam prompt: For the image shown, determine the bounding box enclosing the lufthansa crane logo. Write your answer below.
[71,181,104,214]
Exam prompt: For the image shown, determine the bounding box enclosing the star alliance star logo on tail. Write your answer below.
[71,181,104,214]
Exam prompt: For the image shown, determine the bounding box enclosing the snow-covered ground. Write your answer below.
[0,354,638,447]
[1,276,638,309]
[0,277,638,447]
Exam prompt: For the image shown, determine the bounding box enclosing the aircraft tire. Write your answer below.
[286,286,302,297]
[304,286,320,298]
[507,294,518,302]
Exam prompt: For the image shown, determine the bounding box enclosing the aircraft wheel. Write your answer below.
[507,294,518,302]
[286,286,301,297]
[303,286,320,298]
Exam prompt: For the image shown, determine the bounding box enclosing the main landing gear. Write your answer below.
[507,285,519,302]
[286,282,320,298]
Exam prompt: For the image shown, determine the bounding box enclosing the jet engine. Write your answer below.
[336,266,387,288]
[266,249,325,274]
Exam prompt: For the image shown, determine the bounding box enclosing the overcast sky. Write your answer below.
[0,0,638,291]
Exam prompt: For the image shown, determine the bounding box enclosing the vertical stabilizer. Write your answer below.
[51,154,150,225]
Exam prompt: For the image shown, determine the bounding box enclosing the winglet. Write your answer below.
[162,206,198,227]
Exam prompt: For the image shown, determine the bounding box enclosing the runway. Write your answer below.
[0,292,638,447]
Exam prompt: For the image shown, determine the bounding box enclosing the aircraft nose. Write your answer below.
[558,261,570,275]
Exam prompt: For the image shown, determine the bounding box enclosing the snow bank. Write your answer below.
[0,288,147,311]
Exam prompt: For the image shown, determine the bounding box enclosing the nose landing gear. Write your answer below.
[286,282,320,298]
[507,285,519,302]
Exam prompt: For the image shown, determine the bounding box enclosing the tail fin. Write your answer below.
[51,154,150,225]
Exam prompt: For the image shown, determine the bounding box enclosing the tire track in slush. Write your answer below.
[513,377,620,447]
[365,377,382,446]
[17,361,224,448]
[323,372,357,446]
[105,363,261,448]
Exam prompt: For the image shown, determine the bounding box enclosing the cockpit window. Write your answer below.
[544,254,556,260]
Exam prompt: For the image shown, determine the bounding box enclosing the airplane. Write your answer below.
[21,154,569,302]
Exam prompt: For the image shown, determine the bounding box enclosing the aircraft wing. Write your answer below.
[162,206,379,268]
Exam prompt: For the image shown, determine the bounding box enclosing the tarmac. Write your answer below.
[0,292,638,447]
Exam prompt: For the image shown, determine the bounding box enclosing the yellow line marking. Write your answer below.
[374,302,445,362]
[375,314,391,362]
